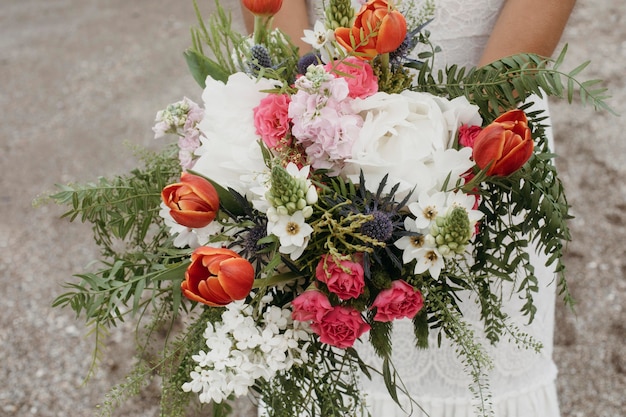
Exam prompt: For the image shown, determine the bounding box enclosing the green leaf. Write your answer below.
[183,48,230,87]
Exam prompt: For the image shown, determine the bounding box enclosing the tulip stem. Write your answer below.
[253,15,272,45]
[379,52,390,80]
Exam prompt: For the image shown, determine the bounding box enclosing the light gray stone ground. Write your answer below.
[1,0,624,416]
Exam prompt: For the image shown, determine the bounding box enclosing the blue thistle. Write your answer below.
[361,210,395,242]
[297,52,321,75]
[248,44,273,73]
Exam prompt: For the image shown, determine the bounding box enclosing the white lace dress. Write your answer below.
[307,1,561,416]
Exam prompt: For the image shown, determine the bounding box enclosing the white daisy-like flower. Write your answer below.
[408,191,448,230]
[301,21,334,49]
[413,240,445,280]
[270,210,313,248]
[395,218,445,279]
[301,20,336,63]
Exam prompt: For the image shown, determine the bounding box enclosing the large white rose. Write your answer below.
[341,91,477,200]
[193,73,277,197]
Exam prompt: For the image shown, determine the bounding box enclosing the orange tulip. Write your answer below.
[334,0,407,60]
[182,247,255,307]
[472,109,534,176]
[241,0,283,16]
[161,172,220,229]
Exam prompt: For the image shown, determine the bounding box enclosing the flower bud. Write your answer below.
[430,206,472,257]
[334,0,407,60]
[241,0,283,16]
[181,247,255,307]
[472,109,534,176]
[161,172,219,228]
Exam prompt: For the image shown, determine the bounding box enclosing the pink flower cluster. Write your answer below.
[291,254,424,348]
[152,97,205,170]
[252,58,378,172]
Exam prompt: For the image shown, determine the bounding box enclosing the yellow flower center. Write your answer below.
[423,206,437,220]
[426,251,438,262]
[410,235,425,248]
[286,222,300,235]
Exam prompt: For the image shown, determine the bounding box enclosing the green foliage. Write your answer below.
[258,343,368,417]
[415,45,613,120]
[187,0,243,85]
[49,146,191,378]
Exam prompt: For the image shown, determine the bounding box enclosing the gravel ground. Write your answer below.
[1,1,624,416]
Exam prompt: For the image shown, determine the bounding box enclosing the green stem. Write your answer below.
[253,15,272,45]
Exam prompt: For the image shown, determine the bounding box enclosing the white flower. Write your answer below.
[432,95,482,148]
[343,91,478,201]
[394,218,444,279]
[409,191,448,230]
[183,299,313,404]
[301,20,334,50]
[193,73,278,198]
[269,211,313,248]
[301,20,337,63]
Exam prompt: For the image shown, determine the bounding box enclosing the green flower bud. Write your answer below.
[325,0,355,30]
[266,164,314,216]
[430,206,472,256]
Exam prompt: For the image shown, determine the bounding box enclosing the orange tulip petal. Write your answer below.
[180,172,219,210]
[204,276,234,304]
[494,109,527,124]
[218,258,255,300]
[472,125,505,170]
[376,11,407,53]
[170,210,216,229]
[492,137,534,176]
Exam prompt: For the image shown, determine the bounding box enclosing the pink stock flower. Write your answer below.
[253,93,292,149]
[310,305,370,349]
[371,280,424,322]
[291,290,333,322]
[325,57,378,99]
[458,124,483,149]
[315,254,365,300]
[289,75,362,171]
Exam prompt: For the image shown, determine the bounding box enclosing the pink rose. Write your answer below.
[310,306,370,348]
[291,290,333,322]
[325,57,378,99]
[371,280,424,322]
[458,124,483,149]
[315,254,365,300]
[253,93,292,149]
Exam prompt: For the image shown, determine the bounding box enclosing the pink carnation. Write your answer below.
[371,280,424,322]
[458,124,483,149]
[291,290,333,322]
[325,57,378,99]
[315,254,365,300]
[253,93,292,149]
[310,305,370,349]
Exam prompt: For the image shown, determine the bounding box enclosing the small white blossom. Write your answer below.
[183,297,313,404]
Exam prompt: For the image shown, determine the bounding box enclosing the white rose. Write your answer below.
[342,91,475,200]
[193,73,277,197]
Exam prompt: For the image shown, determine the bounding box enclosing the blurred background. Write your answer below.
[1,0,624,416]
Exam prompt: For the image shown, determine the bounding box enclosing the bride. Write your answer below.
[242,1,575,415]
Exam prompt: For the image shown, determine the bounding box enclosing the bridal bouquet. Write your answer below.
[50,0,610,416]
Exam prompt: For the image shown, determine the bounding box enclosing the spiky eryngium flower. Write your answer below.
[265,164,316,216]
[430,206,472,257]
[325,0,355,30]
